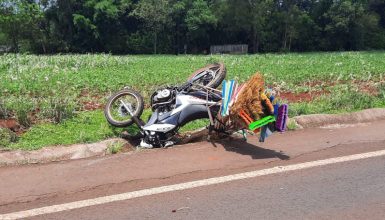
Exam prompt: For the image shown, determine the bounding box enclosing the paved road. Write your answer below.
[0,120,385,219]
[32,154,385,220]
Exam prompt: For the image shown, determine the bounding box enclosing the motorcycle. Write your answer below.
[104,63,227,148]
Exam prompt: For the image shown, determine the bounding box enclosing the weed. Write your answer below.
[378,83,385,99]
[39,96,78,123]
[286,119,298,131]
[4,97,36,127]
[289,85,385,116]
[0,128,17,148]
[107,141,124,154]
[0,100,10,119]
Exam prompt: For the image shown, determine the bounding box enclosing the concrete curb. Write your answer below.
[293,108,385,129]
[1,108,384,167]
[0,138,126,167]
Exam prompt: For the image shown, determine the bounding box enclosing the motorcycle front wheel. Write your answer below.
[188,63,226,89]
[104,89,144,127]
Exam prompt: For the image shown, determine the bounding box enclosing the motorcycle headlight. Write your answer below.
[157,89,171,99]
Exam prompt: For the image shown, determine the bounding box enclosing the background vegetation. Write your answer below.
[1,0,385,54]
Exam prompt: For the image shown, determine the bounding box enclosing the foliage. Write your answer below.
[286,119,298,131]
[131,0,171,54]
[9,110,124,150]
[289,85,385,116]
[39,96,78,123]
[185,0,217,52]
[0,128,17,148]
[0,0,45,52]
[1,0,385,53]
[106,141,124,154]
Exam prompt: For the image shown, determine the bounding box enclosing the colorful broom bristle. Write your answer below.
[227,72,278,131]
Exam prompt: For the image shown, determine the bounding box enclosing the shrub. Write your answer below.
[4,97,36,127]
[0,100,10,119]
[0,128,17,148]
[107,141,124,154]
[39,96,78,123]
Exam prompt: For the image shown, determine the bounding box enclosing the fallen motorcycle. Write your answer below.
[104,63,227,148]
[104,63,288,148]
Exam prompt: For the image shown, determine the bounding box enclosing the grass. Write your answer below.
[179,119,210,133]
[8,111,126,150]
[289,84,385,117]
[1,52,385,150]
[0,128,18,148]
[106,141,125,154]
[286,119,298,131]
[1,52,385,95]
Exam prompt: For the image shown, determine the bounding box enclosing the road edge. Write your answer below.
[292,108,385,129]
[1,108,384,167]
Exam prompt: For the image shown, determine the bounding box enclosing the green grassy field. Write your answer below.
[1,52,384,150]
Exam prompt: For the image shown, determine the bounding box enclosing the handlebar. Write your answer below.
[177,82,192,92]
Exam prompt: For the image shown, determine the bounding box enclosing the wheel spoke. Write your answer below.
[109,94,138,123]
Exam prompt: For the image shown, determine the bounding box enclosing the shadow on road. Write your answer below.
[213,139,290,160]
[121,130,289,161]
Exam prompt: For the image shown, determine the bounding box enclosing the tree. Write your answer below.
[131,0,171,54]
[168,0,188,54]
[321,0,374,50]
[0,0,44,52]
[223,0,273,53]
[185,0,217,53]
[1,0,385,53]
[44,0,78,52]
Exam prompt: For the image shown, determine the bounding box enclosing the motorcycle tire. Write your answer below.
[104,89,144,127]
[188,63,226,89]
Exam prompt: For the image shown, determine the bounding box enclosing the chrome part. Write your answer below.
[143,123,176,132]
[119,100,134,116]
[140,139,154,148]
[164,141,175,147]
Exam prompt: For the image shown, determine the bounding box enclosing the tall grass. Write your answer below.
[1,52,385,93]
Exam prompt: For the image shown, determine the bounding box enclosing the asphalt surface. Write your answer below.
[1,120,385,219]
[31,155,385,220]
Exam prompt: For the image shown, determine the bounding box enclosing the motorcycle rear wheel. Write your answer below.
[104,89,144,127]
[188,63,226,89]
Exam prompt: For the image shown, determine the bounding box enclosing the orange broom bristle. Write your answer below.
[227,72,275,131]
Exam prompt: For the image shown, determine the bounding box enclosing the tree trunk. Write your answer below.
[11,28,19,53]
[283,22,288,51]
[288,35,292,52]
[41,39,47,54]
[254,35,259,53]
[175,22,180,55]
[154,32,157,54]
[251,27,258,53]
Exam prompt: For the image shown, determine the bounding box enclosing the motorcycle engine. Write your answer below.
[151,88,176,112]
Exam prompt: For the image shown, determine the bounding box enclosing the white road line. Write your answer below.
[1,149,385,220]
